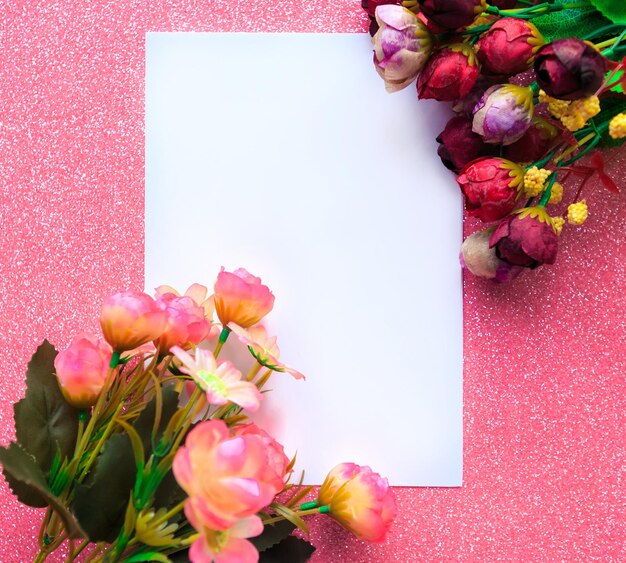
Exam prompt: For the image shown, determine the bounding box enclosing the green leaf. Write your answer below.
[126,553,172,563]
[71,385,181,542]
[0,443,85,538]
[259,536,316,563]
[251,520,296,552]
[533,1,612,42]
[589,0,626,24]
[14,340,81,474]
[71,433,136,542]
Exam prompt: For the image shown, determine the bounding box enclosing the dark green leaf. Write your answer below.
[0,443,85,538]
[590,0,626,24]
[71,433,136,542]
[14,340,81,474]
[250,520,296,552]
[533,2,612,42]
[168,550,190,562]
[71,386,181,542]
[259,536,316,563]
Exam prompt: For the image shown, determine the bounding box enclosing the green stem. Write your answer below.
[538,173,558,207]
[261,506,330,526]
[213,327,231,357]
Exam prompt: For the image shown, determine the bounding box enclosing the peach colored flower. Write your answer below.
[235,423,291,481]
[188,515,262,563]
[54,335,112,408]
[214,268,274,329]
[228,324,305,380]
[318,463,397,542]
[171,346,262,411]
[154,292,210,353]
[173,420,284,531]
[100,291,168,352]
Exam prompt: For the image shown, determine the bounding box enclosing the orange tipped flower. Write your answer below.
[318,463,397,542]
[214,268,274,328]
[100,291,168,352]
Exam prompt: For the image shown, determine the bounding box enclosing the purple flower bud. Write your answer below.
[372,6,433,92]
[472,84,534,145]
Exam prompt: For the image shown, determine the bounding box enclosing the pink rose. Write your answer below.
[100,291,168,352]
[318,463,397,542]
[235,423,291,481]
[214,268,275,329]
[54,335,112,408]
[154,292,210,352]
[173,420,284,531]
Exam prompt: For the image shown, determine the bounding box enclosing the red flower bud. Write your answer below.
[504,117,558,164]
[417,44,479,101]
[534,38,608,101]
[489,0,516,7]
[456,157,524,222]
[489,207,559,269]
[417,0,485,31]
[476,18,544,75]
[436,116,497,173]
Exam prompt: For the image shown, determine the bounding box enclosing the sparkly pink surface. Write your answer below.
[1,1,626,561]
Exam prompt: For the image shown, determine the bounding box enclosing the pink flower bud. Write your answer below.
[154,292,210,353]
[318,463,397,542]
[100,291,168,352]
[54,335,112,408]
[213,268,275,329]
[235,423,291,481]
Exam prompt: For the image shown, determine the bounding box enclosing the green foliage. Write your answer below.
[126,552,173,562]
[259,536,316,563]
[13,340,81,474]
[0,443,85,538]
[589,0,626,24]
[71,433,136,542]
[533,1,612,42]
[250,520,297,552]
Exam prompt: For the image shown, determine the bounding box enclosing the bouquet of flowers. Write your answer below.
[0,268,396,562]
[364,0,625,281]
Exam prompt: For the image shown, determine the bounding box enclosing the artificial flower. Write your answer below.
[361,0,402,35]
[100,291,168,352]
[416,44,479,101]
[188,516,262,563]
[460,228,523,282]
[456,157,524,222]
[567,200,588,225]
[135,509,179,547]
[228,323,305,380]
[417,0,485,31]
[235,423,291,481]
[534,38,607,101]
[154,292,210,353]
[503,117,558,164]
[372,5,432,92]
[436,115,496,173]
[318,463,397,542]
[472,84,534,145]
[173,420,284,530]
[214,268,275,329]
[171,346,262,411]
[155,283,216,318]
[54,335,112,408]
[475,18,544,76]
[489,207,559,269]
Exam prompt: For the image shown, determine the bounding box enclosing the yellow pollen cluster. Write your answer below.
[567,201,588,225]
[609,113,626,139]
[551,216,564,236]
[548,181,563,204]
[523,166,551,197]
[560,96,601,131]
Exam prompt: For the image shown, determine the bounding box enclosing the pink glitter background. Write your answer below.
[1,1,625,561]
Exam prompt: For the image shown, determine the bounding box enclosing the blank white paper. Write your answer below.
[145,33,462,486]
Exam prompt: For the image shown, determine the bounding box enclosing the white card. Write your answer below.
[146,33,462,486]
